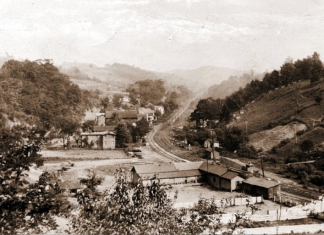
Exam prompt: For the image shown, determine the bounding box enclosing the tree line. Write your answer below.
[191,52,324,124]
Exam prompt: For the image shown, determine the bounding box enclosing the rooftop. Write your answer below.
[173,161,203,171]
[199,162,228,176]
[243,177,280,188]
[93,125,115,132]
[105,110,138,119]
[221,171,241,180]
[132,163,177,174]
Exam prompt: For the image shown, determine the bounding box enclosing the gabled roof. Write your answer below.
[243,177,280,189]
[199,162,227,176]
[105,111,138,119]
[221,171,242,180]
[138,170,202,180]
[138,108,155,115]
[158,170,202,179]
[81,131,110,136]
[132,163,177,174]
[173,161,203,171]
[93,125,115,132]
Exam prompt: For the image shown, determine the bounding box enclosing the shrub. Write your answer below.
[278,138,290,148]
[237,145,257,159]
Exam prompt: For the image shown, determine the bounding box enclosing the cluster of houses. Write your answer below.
[80,104,164,150]
[131,161,281,200]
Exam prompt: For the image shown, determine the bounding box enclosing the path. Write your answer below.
[231,223,324,235]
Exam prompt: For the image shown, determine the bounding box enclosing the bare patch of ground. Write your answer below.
[41,149,128,160]
[248,122,307,151]
[166,184,285,213]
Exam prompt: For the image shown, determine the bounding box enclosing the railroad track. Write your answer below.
[147,124,187,162]
[281,185,322,201]
[152,123,202,162]
[280,192,311,204]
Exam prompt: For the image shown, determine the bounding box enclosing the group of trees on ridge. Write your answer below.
[191,52,324,124]
[0,59,100,150]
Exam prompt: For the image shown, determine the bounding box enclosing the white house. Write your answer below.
[154,105,164,115]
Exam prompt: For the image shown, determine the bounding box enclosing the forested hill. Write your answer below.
[0,59,95,133]
[191,52,324,129]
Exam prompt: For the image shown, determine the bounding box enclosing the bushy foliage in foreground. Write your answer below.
[0,143,65,234]
[69,170,258,235]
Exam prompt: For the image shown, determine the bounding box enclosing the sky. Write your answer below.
[1,0,324,73]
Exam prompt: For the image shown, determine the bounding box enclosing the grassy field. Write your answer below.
[41,149,128,162]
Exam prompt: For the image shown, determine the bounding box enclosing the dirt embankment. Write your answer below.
[248,122,307,151]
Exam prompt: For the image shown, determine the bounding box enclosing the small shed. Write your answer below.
[242,177,281,199]
[205,148,221,160]
[220,171,244,192]
[199,162,227,189]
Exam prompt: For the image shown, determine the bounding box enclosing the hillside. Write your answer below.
[203,72,264,99]
[0,59,93,132]
[230,80,324,151]
[160,66,244,92]
[60,62,245,93]
[60,62,156,88]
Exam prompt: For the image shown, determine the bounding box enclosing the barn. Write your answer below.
[242,177,281,199]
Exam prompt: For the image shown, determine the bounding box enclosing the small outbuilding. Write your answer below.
[220,171,244,192]
[199,162,227,189]
[242,177,281,199]
[81,130,116,150]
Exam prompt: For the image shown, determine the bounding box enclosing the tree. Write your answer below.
[300,140,314,154]
[190,98,223,126]
[82,120,96,132]
[215,125,245,152]
[280,61,295,85]
[70,169,183,235]
[0,129,66,234]
[131,118,150,142]
[126,79,166,106]
[0,59,90,133]
[115,123,132,148]
[314,95,323,105]
[110,112,122,125]
[155,109,162,119]
[310,52,323,83]
[113,94,123,109]
[100,96,110,109]
[56,117,81,148]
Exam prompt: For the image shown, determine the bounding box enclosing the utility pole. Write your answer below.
[259,154,265,178]
[211,130,215,160]
[244,120,248,139]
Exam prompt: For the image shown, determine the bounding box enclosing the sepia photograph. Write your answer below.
[1,0,324,234]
